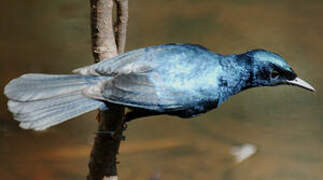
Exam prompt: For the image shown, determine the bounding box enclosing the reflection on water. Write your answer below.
[1,0,322,179]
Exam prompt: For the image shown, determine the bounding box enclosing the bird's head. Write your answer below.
[240,49,315,92]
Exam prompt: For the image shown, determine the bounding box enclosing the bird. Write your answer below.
[4,43,315,131]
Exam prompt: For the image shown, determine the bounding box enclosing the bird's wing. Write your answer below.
[73,48,156,76]
[79,44,222,111]
[72,44,213,76]
[82,72,186,111]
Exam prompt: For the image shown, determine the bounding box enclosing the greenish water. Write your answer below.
[0,0,322,179]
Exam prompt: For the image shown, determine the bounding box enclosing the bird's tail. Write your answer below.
[4,73,106,131]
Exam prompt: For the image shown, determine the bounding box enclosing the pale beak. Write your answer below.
[286,77,315,92]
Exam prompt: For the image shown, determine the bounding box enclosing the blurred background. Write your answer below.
[0,0,322,179]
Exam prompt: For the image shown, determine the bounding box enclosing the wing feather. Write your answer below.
[73,48,154,75]
[83,72,184,111]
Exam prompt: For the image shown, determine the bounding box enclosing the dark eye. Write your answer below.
[270,70,279,80]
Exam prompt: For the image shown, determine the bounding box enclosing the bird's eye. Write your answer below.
[270,70,279,80]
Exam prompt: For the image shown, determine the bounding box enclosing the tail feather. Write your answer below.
[4,74,101,101]
[14,93,104,130]
[8,91,87,115]
[4,73,107,131]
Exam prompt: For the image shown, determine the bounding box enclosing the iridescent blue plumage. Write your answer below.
[4,43,314,130]
[87,44,254,118]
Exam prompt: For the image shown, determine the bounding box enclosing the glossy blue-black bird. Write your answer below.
[4,43,315,131]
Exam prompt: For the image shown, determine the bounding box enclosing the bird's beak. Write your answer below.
[286,77,315,92]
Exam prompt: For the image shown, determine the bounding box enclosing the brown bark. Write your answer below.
[87,0,128,179]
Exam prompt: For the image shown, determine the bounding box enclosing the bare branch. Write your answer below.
[88,105,125,180]
[88,0,128,179]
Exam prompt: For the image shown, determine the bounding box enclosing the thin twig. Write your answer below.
[114,0,128,54]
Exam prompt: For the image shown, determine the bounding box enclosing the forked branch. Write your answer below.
[87,0,128,179]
